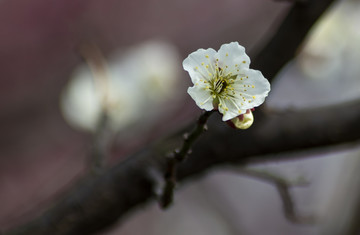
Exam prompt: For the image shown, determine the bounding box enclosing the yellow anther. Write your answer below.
[194,67,198,70]
[252,96,256,99]
[252,85,255,88]
[206,65,209,68]
[226,53,229,56]
[201,62,204,65]
[242,60,246,63]
[235,64,238,67]
[205,55,209,58]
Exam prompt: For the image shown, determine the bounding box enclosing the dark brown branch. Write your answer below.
[159,110,213,208]
[7,99,360,235]
[5,0,337,234]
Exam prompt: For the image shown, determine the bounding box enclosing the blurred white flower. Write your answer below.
[183,42,270,122]
[299,1,360,81]
[112,41,181,102]
[60,40,181,132]
[267,0,360,110]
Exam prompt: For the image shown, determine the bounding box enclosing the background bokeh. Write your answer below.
[1,0,360,234]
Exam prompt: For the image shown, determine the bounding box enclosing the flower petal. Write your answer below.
[215,42,250,75]
[218,97,246,121]
[183,48,217,84]
[232,68,270,109]
[183,42,270,123]
[187,85,214,111]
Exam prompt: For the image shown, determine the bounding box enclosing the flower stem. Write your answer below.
[159,110,214,208]
[88,112,110,175]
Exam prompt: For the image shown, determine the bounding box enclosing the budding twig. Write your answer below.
[159,110,214,208]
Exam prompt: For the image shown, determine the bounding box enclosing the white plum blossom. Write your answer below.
[183,42,270,123]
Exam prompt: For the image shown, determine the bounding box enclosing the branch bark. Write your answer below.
[5,0,338,234]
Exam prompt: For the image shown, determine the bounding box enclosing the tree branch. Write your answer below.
[5,0,338,234]
[232,167,314,224]
[159,110,214,208]
[7,99,360,235]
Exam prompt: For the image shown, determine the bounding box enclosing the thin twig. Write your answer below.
[88,112,111,174]
[233,167,315,224]
[159,110,214,208]
[80,43,114,173]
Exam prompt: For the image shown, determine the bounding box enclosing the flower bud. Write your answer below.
[229,109,254,129]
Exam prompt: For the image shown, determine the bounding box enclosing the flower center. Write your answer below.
[214,79,227,94]
[210,66,236,98]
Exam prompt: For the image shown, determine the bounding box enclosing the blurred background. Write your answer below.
[1,0,360,234]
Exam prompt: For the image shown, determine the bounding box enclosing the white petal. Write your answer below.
[215,42,250,75]
[183,48,217,84]
[187,85,214,111]
[218,97,246,121]
[232,68,270,109]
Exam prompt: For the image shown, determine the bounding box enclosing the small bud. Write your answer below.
[229,109,254,129]
[173,148,180,157]
[183,133,189,140]
[203,124,208,131]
